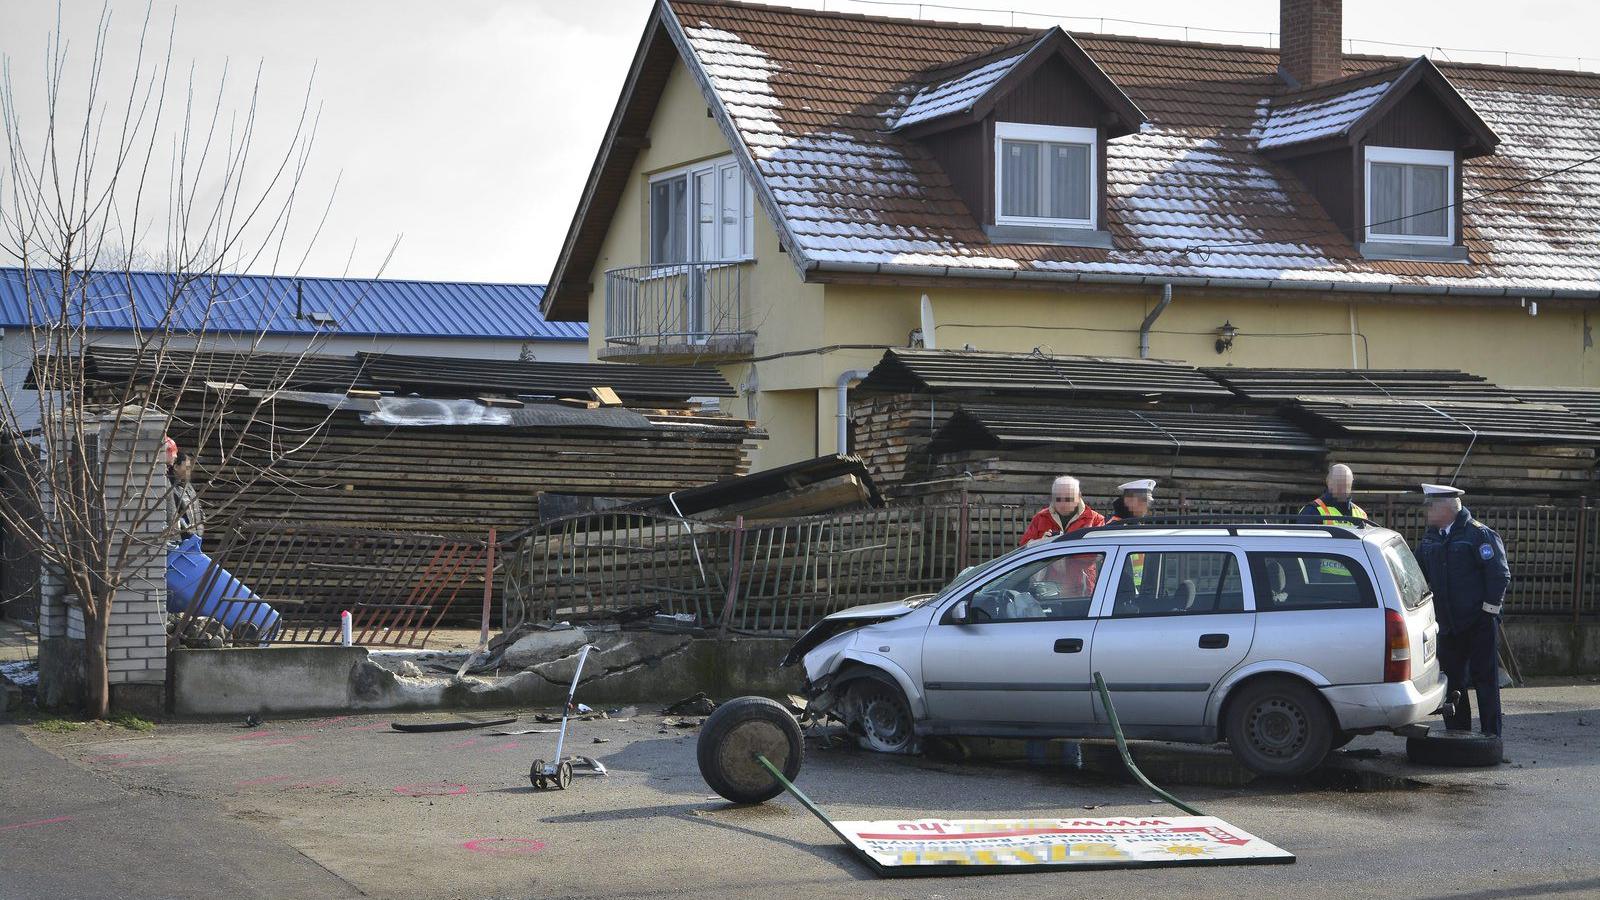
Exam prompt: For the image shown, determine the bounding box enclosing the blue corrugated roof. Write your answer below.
[0,268,587,341]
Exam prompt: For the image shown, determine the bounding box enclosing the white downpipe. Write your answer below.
[836,368,872,456]
[1349,304,1361,369]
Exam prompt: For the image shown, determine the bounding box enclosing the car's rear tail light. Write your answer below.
[1384,608,1411,683]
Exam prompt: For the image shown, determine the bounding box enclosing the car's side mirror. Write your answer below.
[950,599,970,624]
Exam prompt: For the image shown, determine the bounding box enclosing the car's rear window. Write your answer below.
[1381,538,1431,610]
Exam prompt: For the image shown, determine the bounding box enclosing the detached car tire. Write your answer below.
[1405,727,1503,767]
[697,696,804,804]
[1224,678,1334,778]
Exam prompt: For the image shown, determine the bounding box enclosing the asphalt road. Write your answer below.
[3,682,1597,900]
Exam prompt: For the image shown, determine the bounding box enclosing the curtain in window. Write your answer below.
[1000,140,1041,218]
[650,177,688,263]
[719,164,742,258]
[1407,165,1448,237]
[1049,143,1091,220]
[1370,162,1405,235]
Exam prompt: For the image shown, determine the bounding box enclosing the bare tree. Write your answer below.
[0,6,381,716]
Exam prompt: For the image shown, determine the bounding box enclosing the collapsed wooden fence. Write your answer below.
[503,496,1600,636]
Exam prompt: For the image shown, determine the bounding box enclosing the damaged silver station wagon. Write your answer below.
[785,521,1447,777]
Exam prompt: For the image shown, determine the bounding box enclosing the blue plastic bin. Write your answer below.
[165,536,280,643]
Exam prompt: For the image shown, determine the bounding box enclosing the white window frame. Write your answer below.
[1364,146,1456,246]
[647,155,756,264]
[993,122,1098,230]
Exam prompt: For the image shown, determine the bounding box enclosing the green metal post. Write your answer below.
[1093,671,1204,816]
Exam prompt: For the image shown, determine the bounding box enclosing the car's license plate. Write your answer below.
[1423,635,1436,663]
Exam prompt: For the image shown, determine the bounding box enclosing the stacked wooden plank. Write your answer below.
[168,394,759,537]
[1320,439,1597,502]
[922,446,1327,509]
[849,393,956,490]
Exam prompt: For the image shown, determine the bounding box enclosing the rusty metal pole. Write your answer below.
[479,527,497,650]
[719,515,745,639]
[1573,498,1589,627]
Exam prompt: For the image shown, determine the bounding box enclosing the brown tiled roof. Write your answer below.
[544,0,1600,317]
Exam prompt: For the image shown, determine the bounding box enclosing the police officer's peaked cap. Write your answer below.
[1118,478,1157,497]
[1420,483,1466,500]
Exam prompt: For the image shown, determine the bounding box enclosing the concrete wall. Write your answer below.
[171,638,799,717]
[1504,620,1600,677]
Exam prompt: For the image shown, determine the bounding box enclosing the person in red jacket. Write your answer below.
[1018,475,1105,596]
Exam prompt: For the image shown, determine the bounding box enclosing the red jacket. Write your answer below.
[1018,504,1105,597]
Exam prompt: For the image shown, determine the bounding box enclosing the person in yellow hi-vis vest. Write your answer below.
[1299,464,1367,576]
[1110,478,1156,588]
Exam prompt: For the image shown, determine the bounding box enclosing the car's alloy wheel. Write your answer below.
[849,678,915,754]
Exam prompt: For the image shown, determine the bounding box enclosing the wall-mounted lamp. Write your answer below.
[1215,320,1239,354]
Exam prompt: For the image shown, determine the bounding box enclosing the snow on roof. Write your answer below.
[653,2,1600,297]
[1255,80,1392,149]
[892,51,1025,130]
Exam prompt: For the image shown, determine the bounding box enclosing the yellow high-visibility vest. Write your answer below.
[1313,498,1367,576]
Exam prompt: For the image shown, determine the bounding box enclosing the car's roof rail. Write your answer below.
[1056,514,1373,542]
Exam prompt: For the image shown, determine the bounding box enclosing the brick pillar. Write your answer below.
[98,409,172,708]
[34,406,170,711]
[1279,0,1343,87]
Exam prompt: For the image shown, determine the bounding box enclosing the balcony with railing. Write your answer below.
[600,261,755,362]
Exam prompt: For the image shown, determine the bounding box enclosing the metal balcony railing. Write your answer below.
[603,261,753,354]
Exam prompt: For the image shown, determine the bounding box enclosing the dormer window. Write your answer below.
[1365,147,1453,245]
[995,123,1096,229]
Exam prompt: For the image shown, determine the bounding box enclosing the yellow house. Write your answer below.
[544,0,1600,472]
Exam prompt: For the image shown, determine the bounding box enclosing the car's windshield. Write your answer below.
[935,544,1034,601]
[1381,537,1431,610]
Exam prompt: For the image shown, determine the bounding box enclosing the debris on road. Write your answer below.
[391,716,518,733]
[664,716,703,729]
[662,692,718,716]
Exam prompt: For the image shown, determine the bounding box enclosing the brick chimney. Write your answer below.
[1279,0,1343,87]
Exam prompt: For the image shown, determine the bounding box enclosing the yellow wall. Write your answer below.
[586,62,1598,473]
[585,58,826,471]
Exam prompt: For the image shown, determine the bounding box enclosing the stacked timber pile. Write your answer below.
[1283,396,1600,501]
[171,393,758,535]
[919,401,1326,508]
[851,348,1235,496]
[51,347,762,626]
[1210,369,1600,502]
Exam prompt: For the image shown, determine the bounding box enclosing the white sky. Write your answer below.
[2,0,1594,285]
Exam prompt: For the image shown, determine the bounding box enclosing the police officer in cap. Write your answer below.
[1110,478,1156,522]
[1415,484,1510,737]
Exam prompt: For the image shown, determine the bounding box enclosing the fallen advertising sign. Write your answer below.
[833,815,1296,875]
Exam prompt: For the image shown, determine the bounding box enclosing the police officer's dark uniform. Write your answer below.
[1414,483,1510,736]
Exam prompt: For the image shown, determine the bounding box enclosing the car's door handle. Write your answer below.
[1054,638,1083,653]
[1198,633,1229,649]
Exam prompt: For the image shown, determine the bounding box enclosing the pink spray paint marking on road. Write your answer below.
[0,816,73,833]
[232,731,274,741]
[87,753,131,764]
[447,737,481,751]
[393,782,470,797]
[291,777,344,789]
[310,715,351,728]
[461,837,545,855]
[259,735,317,748]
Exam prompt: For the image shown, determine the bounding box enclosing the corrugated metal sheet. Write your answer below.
[1287,395,1600,444]
[933,403,1323,454]
[1206,368,1511,402]
[0,268,586,341]
[859,348,1233,399]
